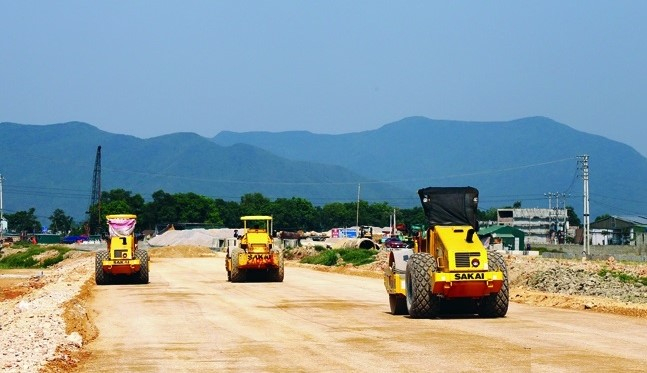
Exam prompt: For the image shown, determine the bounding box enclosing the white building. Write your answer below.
[495,208,568,244]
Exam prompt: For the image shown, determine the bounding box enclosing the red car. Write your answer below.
[383,237,408,249]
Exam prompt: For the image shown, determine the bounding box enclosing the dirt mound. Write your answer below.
[148,245,216,258]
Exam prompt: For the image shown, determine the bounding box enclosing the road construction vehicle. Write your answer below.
[226,215,284,282]
[95,214,149,285]
[384,187,508,318]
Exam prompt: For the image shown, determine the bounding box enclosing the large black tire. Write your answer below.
[95,250,110,285]
[405,253,441,318]
[389,294,408,315]
[478,251,509,317]
[225,249,232,282]
[267,248,284,282]
[230,247,247,283]
[135,249,150,284]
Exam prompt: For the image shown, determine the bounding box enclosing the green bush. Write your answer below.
[299,248,377,267]
[0,245,71,269]
[338,249,377,266]
[598,268,647,286]
[300,250,338,266]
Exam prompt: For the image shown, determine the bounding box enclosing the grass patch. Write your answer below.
[337,248,378,266]
[0,245,71,269]
[598,268,647,286]
[301,249,338,266]
[299,248,377,267]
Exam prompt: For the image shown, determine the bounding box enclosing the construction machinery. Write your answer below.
[95,214,149,285]
[226,215,284,282]
[384,187,509,318]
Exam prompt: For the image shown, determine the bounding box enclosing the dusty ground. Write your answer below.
[0,245,646,372]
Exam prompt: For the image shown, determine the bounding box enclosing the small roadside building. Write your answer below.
[478,225,526,251]
[590,216,647,246]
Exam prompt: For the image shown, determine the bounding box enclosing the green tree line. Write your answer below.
[4,189,582,235]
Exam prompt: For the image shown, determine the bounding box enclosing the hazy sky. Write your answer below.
[2,1,646,157]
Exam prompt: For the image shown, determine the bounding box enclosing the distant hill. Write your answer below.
[2,117,645,226]
[213,116,647,219]
[0,122,405,224]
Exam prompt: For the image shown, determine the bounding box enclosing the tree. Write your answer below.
[174,193,222,225]
[320,202,355,229]
[477,207,498,222]
[213,199,242,228]
[102,200,133,217]
[143,190,177,228]
[360,201,393,227]
[594,213,612,223]
[48,209,74,234]
[566,206,581,226]
[6,208,42,234]
[272,197,317,231]
[101,189,145,215]
[398,206,427,230]
[239,193,272,216]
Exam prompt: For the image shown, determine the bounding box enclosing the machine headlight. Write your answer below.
[471,258,480,267]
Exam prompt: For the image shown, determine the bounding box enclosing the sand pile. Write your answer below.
[147,228,237,247]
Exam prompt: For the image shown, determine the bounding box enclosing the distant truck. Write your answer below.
[384,187,509,318]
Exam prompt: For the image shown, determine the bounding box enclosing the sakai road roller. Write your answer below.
[95,214,149,285]
[225,215,284,282]
[384,187,509,318]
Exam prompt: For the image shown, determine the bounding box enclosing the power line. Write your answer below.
[102,156,576,186]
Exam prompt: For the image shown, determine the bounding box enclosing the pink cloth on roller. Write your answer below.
[108,218,136,237]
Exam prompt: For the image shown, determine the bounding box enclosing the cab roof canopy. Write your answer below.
[417,186,479,231]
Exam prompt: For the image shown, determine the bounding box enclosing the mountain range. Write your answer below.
[1,117,645,225]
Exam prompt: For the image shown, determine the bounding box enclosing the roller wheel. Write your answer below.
[135,249,150,284]
[225,248,232,281]
[95,250,110,285]
[405,252,441,318]
[478,251,509,317]
[230,247,247,283]
[268,248,284,282]
[389,294,408,315]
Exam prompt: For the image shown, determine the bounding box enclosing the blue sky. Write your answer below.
[2,1,646,157]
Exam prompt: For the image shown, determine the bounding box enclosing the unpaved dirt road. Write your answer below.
[75,257,647,372]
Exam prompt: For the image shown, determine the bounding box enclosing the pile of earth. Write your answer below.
[503,255,647,317]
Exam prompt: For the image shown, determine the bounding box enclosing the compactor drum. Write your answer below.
[95,214,149,285]
[225,215,284,282]
[384,187,509,318]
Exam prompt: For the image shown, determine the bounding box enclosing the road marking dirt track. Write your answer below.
[75,257,647,372]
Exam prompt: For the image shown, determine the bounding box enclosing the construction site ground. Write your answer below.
[1,244,647,372]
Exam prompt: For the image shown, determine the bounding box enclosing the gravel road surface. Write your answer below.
[73,256,647,372]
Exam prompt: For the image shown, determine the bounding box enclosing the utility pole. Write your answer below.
[392,208,396,235]
[577,155,590,258]
[356,183,360,227]
[545,192,554,209]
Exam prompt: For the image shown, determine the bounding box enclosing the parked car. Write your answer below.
[383,237,408,249]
